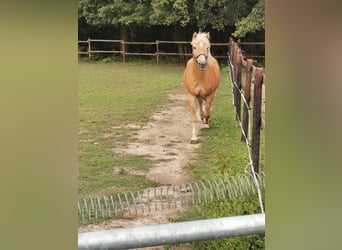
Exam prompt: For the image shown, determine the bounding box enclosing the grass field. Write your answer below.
[78,62,186,196]
[78,60,265,248]
[171,62,266,249]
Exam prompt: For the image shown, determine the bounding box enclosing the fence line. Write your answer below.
[228,37,265,173]
[78,172,265,224]
[78,38,264,63]
[78,213,265,250]
[77,38,266,249]
[228,37,265,214]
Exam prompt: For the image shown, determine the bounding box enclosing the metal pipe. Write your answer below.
[78,214,265,250]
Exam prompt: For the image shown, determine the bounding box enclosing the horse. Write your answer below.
[184,32,221,144]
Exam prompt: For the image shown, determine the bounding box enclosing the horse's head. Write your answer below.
[191,32,211,71]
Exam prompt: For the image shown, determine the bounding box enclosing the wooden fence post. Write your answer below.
[121,40,125,63]
[231,43,237,108]
[232,45,242,121]
[235,49,242,121]
[87,38,91,59]
[156,40,159,64]
[229,38,234,61]
[227,38,234,80]
[241,59,253,142]
[251,68,264,173]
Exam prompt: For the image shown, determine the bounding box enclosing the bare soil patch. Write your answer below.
[79,88,208,233]
[113,89,208,186]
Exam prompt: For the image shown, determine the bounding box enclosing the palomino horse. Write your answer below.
[184,32,220,144]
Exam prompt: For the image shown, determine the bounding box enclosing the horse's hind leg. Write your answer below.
[187,93,199,144]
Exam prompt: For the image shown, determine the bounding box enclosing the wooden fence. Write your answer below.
[78,37,265,172]
[228,38,265,174]
[78,38,264,63]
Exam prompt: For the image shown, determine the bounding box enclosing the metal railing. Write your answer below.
[78,213,265,250]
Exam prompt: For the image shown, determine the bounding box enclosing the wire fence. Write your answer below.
[78,172,265,224]
[228,37,266,214]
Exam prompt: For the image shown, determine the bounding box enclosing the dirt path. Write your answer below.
[114,89,208,185]
[79,88,208,233]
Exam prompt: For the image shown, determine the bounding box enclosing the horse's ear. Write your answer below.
[206,32,210,40]
[192,32,197,40]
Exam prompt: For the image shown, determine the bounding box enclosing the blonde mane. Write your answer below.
[191,32,213,61]
[191,32,210,45]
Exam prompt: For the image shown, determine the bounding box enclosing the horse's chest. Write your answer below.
[184,60,219,98]
[193,85,207,97]
[193,75,215,95]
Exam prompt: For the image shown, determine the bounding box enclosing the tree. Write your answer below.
[79,0,151,26]
[78,0,151,40]
[191,0,258,31]
[232,0,264,38]
[78,0,262,43]
[150,0,190,27]
[149,0,192,60]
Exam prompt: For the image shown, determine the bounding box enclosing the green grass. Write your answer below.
[78,61,265,248]
[78,61,185,196]
[187,67,265,179]
[173,66,265,249]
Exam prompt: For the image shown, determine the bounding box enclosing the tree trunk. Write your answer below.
[120,25,129,51]
[120,25,128,41]
[174,27,188,63]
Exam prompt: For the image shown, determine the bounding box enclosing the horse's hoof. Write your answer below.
[190,139,199,144]
[202,119,209,124]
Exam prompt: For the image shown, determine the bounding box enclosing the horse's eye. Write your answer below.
[193,46,196,50]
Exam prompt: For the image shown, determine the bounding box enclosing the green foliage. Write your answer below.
[233,0,265,38]
[192,0,257,31]
[150,0,190,27]
[79,0,151,26]
[101,56,120,63]
[79,0,259,33]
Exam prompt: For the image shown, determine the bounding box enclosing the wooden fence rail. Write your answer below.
[78,38,264,63]
[228,38,265,174]
[78,37,265,172]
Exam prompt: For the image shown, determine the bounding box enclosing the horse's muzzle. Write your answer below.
[196,54,207,71]
[198,61,206,71]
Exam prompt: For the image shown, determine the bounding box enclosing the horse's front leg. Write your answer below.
[197,97,205,122]
[187,93,199,144]
[203,92,215,125]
